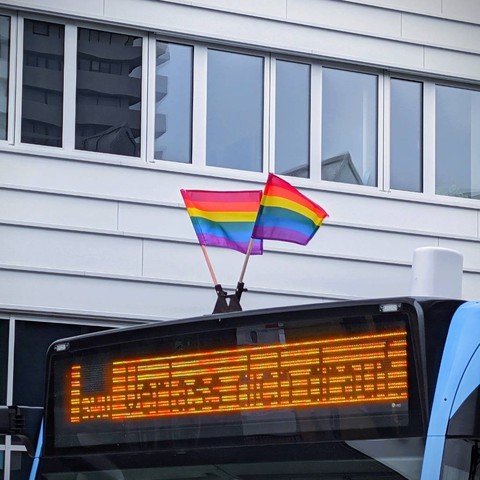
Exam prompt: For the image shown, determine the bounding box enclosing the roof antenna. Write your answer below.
[410,247,463,299]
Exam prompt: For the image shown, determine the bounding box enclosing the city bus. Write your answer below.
[31,296,480,479]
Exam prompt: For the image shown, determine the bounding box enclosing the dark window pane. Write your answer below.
[322,68,377,187]
[155,42,192,163]
[76,28,142,157]
[21,19,64,147]
[390,79,423,192]
[206,50,263,172]
[13,321,107,406]
[0,15,10,141]
[436,85,480,200]
[0,319,7,404]
[10,451,33,480]
[275,60,310,178]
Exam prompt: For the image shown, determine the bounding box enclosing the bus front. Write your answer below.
[37,298,455,479]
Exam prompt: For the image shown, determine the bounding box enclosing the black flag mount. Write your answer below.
[213,282,246,313]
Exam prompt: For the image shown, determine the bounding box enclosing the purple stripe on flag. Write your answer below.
[252,226,311,246]
[202,234,263,255]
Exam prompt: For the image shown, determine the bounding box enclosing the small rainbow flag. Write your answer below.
[181,189,263,255]
[252,173,328,245]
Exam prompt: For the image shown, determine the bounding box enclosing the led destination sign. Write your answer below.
[68,329,408,424]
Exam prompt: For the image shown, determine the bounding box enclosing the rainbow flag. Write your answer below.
[181,189,263,255]
[252,173,328,245]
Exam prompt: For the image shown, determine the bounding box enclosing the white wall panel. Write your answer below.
[105,0,426,73]
[0,269,325,320]
[0,0,104,17]
[288,0,402,38]
[463,271,480,300]
[402,15,480,53]
[442,0,480,23]
[0,189,118,231]
[159,0,288,19]
[338,0,441,18]
[325,192,478,237]
[424,47,480,79]
[0,225,143,276]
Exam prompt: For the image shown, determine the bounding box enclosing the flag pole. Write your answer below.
[238,238,255,285]
[200,245,219,286]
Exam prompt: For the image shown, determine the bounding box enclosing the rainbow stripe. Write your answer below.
[181,189,263,254]
[252,173,328,245]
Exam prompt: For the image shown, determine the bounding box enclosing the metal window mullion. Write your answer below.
[146,34,156,163]
[139,32,149,163]
[62,24,77,151]
[13,16,24,146]
[310,63,322,182]
[268,56,276,175]
[6,14,18,146]
[380,72,389,192]
[191,45,207,168]
[263,53,271,175]
[423,81,436,196]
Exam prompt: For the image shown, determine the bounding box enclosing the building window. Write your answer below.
[21,19,64,147]
[390,79,423,192]
[0,15,9,141]
[322,68,378,187]
[206,49,263,172]
[275,60,310,178]
[155,42,193,163]
[0,319,7,404]
[436,85,480,200]
[75,28,142,157]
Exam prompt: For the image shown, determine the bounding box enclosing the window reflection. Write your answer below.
[390,79,423,192]
[322,68,377,187]
[155,42,192,163]
[275,60,310,178]
[436,85,480,200]
[0,16,9,141]
[21,19,64,147]
[75,29,142,157]
[206,50,263,172]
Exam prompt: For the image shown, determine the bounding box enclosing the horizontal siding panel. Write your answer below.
[0,225,143,276]
[326,192,478,238]
[157,0,288,18]
[0,189,118,231]
[0,269,324,319]
[424,48,480,80]
[288,0,402,38]
[118,203,192,238]
[106,0,426,73]
[402,15,480,54]
[4,0,104,17]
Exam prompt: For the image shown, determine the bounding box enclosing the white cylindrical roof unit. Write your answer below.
[410,247,463,298]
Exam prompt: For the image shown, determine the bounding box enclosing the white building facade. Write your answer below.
[0,0,479,477]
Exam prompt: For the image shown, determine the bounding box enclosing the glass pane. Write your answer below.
[275,60,310,178]
[436,85,480,200]
[76,29,142,157]
[206,50,263,172]
[13,321,107,406]
[390,79,423,192]
[0,16,9,141]
[155,42,192,163]
[0,319,7,404]
[21,19,64,147]
[10,451,33,480]
[322,68,377,187]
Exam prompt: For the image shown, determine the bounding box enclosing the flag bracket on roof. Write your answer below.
[213,282,245,314]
